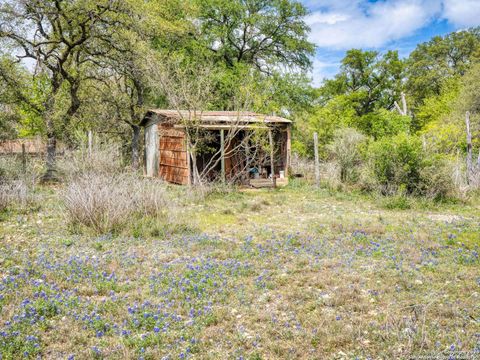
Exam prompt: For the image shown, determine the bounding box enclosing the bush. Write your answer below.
[0,180,30,211]
[380,193,412,210]
[63,173,169,234]
[58,142,125,181]
[0,155,43,184]
[366,133,423,195]
[419,155,459,200]
[365,133,457,199]
[327,127,366,183]
[356,109,411,140]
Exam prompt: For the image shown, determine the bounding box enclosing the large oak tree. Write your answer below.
[0,0,133,180]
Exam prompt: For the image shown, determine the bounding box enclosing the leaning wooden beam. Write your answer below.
[394,101,403,115]
[286,126,292,177]
[268,129,276,188]
[394,93,408,116]
[88,130,93,157]
[477,149,480,170]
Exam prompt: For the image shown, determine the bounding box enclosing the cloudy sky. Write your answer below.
[301,0,480,85]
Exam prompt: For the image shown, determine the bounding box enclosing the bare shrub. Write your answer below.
[320,162,342,190]
[0,155,43,184]
[419,157,459,200]
[63,173,169,234]
[291,153,315,181]
[0,180,29,211]
[327,128,366,183]
[58,142,125,181]
[137,178,170,217]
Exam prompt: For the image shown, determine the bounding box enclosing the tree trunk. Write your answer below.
[131,124,141,170]
[190,153,201,186]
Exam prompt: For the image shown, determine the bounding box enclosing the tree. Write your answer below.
[87,43,161,170]
[194,0,315,74]
[421,63,480,155]
[90,0,187,169]
[0,0,133,180]
[320,49,405,116]
[296,50,406,157]
[158,0,316,115]
[406,28,480,108]
[0,56,24,140]
[355,109,411,140]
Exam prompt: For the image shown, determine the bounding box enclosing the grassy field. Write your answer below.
[1,181,479,359]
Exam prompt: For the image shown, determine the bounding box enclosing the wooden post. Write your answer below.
[466,111,472,184]
[286,126,292,177]
[88,130,93,157]
[268,129,276,188]
[21,143,27,177]
[314,132,320,188]
[220,129,226,184]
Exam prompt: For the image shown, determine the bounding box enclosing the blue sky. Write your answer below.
[301,0,480,85]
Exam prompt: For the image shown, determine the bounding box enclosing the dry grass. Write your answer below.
[0,180,31,211]
[58,143,125,181]
[63,173,169,234]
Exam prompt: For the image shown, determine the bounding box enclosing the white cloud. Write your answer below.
[310,58,340,85]
[305,0,442,49]
[304,0,480,84]
[443,0,480,27]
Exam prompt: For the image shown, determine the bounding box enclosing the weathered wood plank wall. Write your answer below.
[158,125,189,185]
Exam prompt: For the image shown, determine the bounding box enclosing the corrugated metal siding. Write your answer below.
[158,126,189,185]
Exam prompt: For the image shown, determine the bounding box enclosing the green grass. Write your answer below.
[0,184,479,359]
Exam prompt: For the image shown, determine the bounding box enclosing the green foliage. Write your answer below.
[193,0,315,73]
[367,133,424,195]
[420,63,480,154]
[0,56,45,139]
[294,95,356,158]
[366,134,456,199]
[406,28,480,108]
[298,49,408,158]
[327,128,366,183]
[379,193,412,210]
[416,77,461,130]
[321,49,405,115]
[151,0,316,118]
[355,109,411,140]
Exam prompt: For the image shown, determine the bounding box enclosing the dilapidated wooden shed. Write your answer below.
[141,110,292,187]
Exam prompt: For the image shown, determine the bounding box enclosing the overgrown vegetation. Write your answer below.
[0,0,479,199]
[0,178,479,358]
[64,173,169,234]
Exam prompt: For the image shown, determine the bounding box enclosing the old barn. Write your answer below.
[141,110,292,187]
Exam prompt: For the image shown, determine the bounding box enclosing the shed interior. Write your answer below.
[142,110,291,187]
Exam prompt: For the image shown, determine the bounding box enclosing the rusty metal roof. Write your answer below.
[141,109,292,126]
